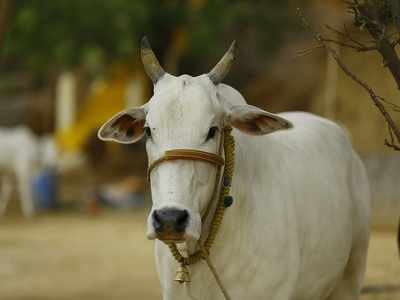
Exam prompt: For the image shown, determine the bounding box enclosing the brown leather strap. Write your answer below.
[147,149,225,180]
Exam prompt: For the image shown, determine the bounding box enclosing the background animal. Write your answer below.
[0,126,57,217]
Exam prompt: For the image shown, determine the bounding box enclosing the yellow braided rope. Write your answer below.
[167,126,235,266]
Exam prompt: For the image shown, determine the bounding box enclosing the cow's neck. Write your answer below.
[180,127,236,255]
[184,129,259,259]
[205,129,277,267]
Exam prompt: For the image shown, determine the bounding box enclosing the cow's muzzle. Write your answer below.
[152,208,189,242]
[147,148,225,242]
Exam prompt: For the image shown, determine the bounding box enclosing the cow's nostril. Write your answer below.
[175,210,189,232]
[152,210,162,232]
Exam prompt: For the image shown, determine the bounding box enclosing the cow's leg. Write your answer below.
[327,152,371,300]
[326,236,369,300]
[326,153,370,300]
[0,175,12,216]
[16,167,35,218]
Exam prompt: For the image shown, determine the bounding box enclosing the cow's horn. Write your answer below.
[208,41,236,84]
[141,36,165,84]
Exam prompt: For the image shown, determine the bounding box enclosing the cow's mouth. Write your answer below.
[156,232,186,243]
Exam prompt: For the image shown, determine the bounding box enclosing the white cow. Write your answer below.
[99,38,371,300]
[0,126,57,217]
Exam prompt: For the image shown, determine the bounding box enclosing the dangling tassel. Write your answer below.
[174,263,191,283]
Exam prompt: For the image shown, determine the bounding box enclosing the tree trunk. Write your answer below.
[359,3,400,89]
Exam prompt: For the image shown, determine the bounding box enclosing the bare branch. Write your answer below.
[384,123,400,151]
[320,37,377,52]
[297,8,400,151]
[325,25,374,49]
[379,97,400,112]
[385,141,400,150]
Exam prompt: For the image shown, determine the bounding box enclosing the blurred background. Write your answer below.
[0,1,399,299]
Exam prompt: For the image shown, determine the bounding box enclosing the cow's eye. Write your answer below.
[144,126,152,139]
[206,126,218,141]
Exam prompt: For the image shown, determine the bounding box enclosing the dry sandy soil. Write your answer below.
[0,210,398,300]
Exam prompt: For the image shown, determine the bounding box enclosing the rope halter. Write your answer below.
[147,149,224,181]
[146,126,235,296]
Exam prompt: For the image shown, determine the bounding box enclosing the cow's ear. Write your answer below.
[225,105,292,135]
[98,107,146,144]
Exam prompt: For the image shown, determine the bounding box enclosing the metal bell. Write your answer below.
[174,264,191,283]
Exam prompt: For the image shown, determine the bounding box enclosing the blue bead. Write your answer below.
[224,196,234,208]
[223,177,231,187]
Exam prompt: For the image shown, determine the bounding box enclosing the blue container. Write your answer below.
[32,168,59,210]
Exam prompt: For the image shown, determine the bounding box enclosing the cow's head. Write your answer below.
[98,37,292,242]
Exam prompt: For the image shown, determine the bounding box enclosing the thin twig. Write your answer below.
[295,45,324,58]
[379,97,400,112]
[320,37,377,52]
[385,139,400,150]
[344,24,367,47]
[384,124,400,150]
[326,25,372,49]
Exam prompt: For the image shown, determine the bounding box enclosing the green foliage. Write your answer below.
[184,1,298,79]
[3,1,150,76]
[2,0,298,81]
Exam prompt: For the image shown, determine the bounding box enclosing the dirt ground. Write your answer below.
[0,210,399,300]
